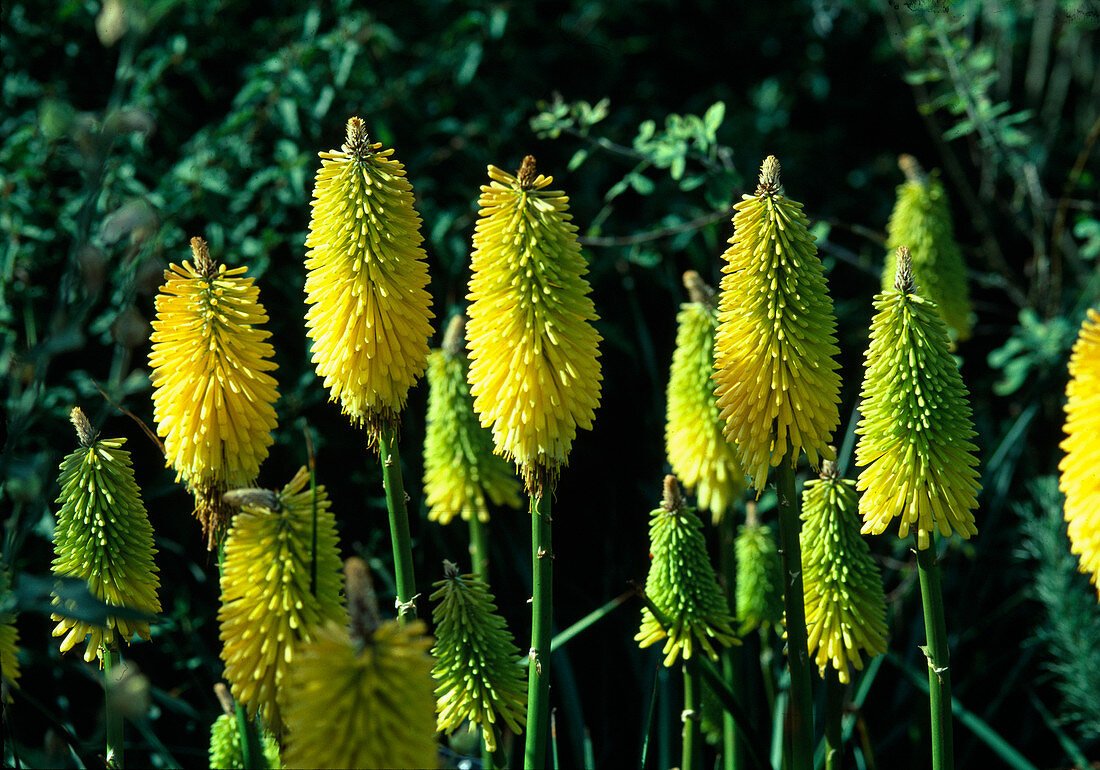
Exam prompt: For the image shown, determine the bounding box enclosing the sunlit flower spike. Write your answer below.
[666,271,745,523]
[466,155,603,496]
[855,246,980,550]
[51,407,161,663]
[304,116,434,442]
[1059,307,1100,595]
[149,237,279,547]
[713,155,842,491]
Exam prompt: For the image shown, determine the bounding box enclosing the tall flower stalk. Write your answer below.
[713,156,842,769]
[465,156,602,767]
[303,116,434,622]
[1059,307,1100,596]
[855,247,981,770]
[149,237,280,549]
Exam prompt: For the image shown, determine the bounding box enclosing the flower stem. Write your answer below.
[824,668,843,770]
[524,492,553,769]
[469,513,490,580]
[775,451,814,770]
[917,541,954,770]
[235,703,265,770]
[682,662,702,770]
[378,426,417,623]
[718,513,743,770]
[103,643,124,769]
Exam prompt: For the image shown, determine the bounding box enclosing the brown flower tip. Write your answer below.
[517,155,538,190]
[442,313,466,358]
[195,482,232,551]
[682,270,716,307]
[756,155,782,196]
[214,682,235,716]
[894,246,915,294]
[898,154,926,185]
[222,486,281,511]
[820,450,839,481]
[442,559,460,579]
[190,237,215,279]
[661,474,683,513]
[345,556,380,643]
[344,116,372,160]
[69,407,96,448]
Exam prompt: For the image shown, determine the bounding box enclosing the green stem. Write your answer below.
[682,663,702,770]
[103,644,123,769]
[718,513,743,770]
[917,542,954,770]
[524,492,553,769]
[378,426,417,622]
[469,513,490,580]
[824,668,843,770]
[775,452,813,770]
[235,704,265,770]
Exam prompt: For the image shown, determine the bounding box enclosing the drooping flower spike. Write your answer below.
[218,467,346,735]
[430,560,527,751]
[855,246,981,550]
[883,155,972,343]
[283,558,437,769]
[1059,308,1100,595]
[666,271,745,523]
[149,237,279,547]
[466,155,603,496]
[713,156,842,491]
[637,475,739,667]
[423,313,522,524]
[304,116,435,442]
[801,457,889,683]
[51,407,161,663]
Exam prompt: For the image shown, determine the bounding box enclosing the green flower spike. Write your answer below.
[883,156,972,343]
[218,467,346,735]
[801,457,889,683]
[465,155,603,497]
[666,271,746,524]
[734,509,784,635]
[1,562,20,699]
[856,246,981,550]
[283,558,438,769]
[423,314,522,525]
[430,560,527,751]
[637,475,738,667]
[209,713,281,770]
[713,155,842,491]
[51,407,161,663]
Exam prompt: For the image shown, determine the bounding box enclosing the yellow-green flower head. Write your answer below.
[666,271,746,524]
[304,116,435,440]
[883,155,972,343]
[283,620,438,769]
[149,237,279,547]
[208,712,281,770]
[423,314,522,524]
[855,247,980,550]
[734,518,784,635]
[637,476,738,667]
[430,561,527,751]
[0,562,20,699]
[218,467,347,735]
[1059,307,1100,595]
[51,408,161,663]
[465,156,603,496]
[713,156,842,491]
[801,459,888,683]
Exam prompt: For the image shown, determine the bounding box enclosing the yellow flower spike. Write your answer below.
[218,467,346,735]
[666,271,746,524]
[713,156,842,491]
[149,237,279,548]
[51,408,161,663]
[801,458,889,683]
[883,155,972,343]
[304,116,435,441]
[283,558,438,769]
[855,247,981,550]
[423,314,522,524]
[1059,307,1100,595]
[1,561,21,700]
[465,155,603,496]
